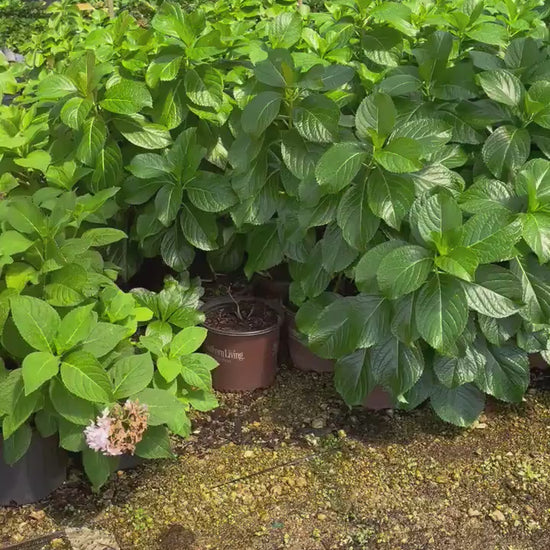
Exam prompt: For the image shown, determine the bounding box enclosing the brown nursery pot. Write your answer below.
[529,352,548,370]
[0,434,67,506]
[363,386,394,410]
[202,298,281,391]
[285,310,334,373]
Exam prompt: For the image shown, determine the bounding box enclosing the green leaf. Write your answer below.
[390,118,452,155]
[510,257,550,325]
[435,247,479,282]
[77,117,107,166]
[308,295,390,359]
[81,322,129,358]
[374,138,422,173]
[37,74,77,100]
[241,91,282,136]
[321,223,358,273]
[170,326,207,357]
[0,231,33,256]
[334,349,374,406]
[522,213,550,263]
[184,67,224,109]
[458,177,515,214]
[6,198,46,235]
[55,304,96,354]
[60,97,93,130]
[467,23,507,46]
[114,116,172,150]
[49,378,95,425]
[367,168,415,229]
[391,294,419,345]
[415,274,468,354]
[82,228,127,247]
[478,314,520,346]
[254,49,294,88]
[135,426,174,459]
[10,295,60,353]
[315,142,367,194]
[356,93,396,140]
[475,341,529,403]
[61,351,113,403]
[430,383,485,427]
[377,245,433,299]
[111,353,154,399]
[371,337,424,397]
[355,240,406,292]
[127,153,172,179]
[478,69,524,106]
[22,352,59,395]
[179,203,218,251]
[82,448,113,490]
[58,418,85,452]
[482,125,530,179]
[244,223,283,279]
[161,224,195,272]
[14,151,51,173]
[157,357,182,383]
[155,184,183,226]
[268,12,302,48]
[134,387,187,426]
[1,370,40,438]
[187,172,237,212]
[460,211,522,263]
[434,346,485,388]
[294,94,339,143]
[336,181,379,251]
[183,388,218,412]
[3,423,32,465]
[462,265,522,318]
[101,80,152,115]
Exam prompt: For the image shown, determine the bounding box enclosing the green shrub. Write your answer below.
[2,0,550,476]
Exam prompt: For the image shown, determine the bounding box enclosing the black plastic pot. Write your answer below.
[0,434,67,506]
[202,298,281,391]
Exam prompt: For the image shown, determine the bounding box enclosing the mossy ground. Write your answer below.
[2,365,550,550]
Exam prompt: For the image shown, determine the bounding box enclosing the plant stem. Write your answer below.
[227,288,244,321]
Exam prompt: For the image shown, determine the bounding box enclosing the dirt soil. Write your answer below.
[204,300,279,332]
[2,365,550,550]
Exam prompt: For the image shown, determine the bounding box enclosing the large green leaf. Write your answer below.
[367,168,415,229]
[430,383,485,427]
[61,351,113,403]
[244,222,283,278]
[336,180,379,251]
[374,138,422,173]
[371,337,424,397]
[321,223,358,273]
[482,125,530,179]
[55,304,96,354]
[460,211,522,263]
[101,79,152,115]
[135,426,174,459]
[315,142,367,194]
[134,387,187,426]
[462,265,522,318]
[76,117,107,166]
[355,240,406,292]
[22,352,59,395]
[334,349,374,406]
[433,346,485,388]
[415,274,468,354]
[111,353,154,399]
[185,67,223,109]
[308,295,390,359]
[356,93,396,140]
[114,116,172,150]
[187,172,237,212]
[241,91,282,135]
[478,69,524,106]
[49,378,95,425]
[377,245,433,299]
[60,97,93,130]
[293,94,340,143]
[522,212,550,263]
[475,341,529,403]
[268,12,302,48]
[10,296,60,353]
[179,203,218,250]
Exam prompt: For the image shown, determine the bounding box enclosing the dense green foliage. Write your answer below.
[2,0,550,478]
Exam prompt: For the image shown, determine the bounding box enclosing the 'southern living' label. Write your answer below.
[205,345,244,361]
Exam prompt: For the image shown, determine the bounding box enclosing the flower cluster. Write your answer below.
[84,400,149,456]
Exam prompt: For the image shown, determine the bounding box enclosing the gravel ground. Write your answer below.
[1,364,550,550]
